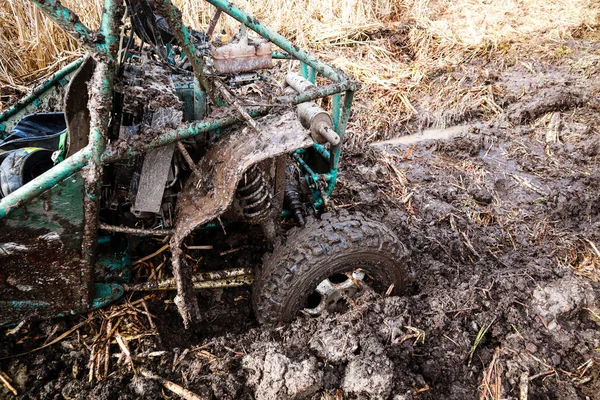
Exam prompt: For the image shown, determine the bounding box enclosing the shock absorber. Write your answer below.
[237,164,271,219]
[284,175,305,226]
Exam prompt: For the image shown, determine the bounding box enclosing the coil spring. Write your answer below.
[237,165,271,218]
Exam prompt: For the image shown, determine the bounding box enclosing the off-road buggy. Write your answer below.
[0,0,408,328]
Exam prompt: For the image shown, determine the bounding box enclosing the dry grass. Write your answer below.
[1,0,599,142]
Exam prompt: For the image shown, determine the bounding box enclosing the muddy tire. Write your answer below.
[253,211,409,325]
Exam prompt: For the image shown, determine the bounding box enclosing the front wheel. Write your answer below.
[253,211,409,325]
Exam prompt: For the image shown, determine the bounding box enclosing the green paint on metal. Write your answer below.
[193,77,208,120]
[272,51,292,59]
[90,283,124,310]
[28,1,101,54]
[0,149,89,220]
[1,173,85,238]
[308,67,317,84]
[157,0,215,101]
[0,57,83,124]
[0,300,51,310]
[332,94,341,132]
[98,0,124,58]
[312,143,331,161]
[300,62,309,79]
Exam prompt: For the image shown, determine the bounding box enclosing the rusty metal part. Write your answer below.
[169,110,312,326]
[176,142,202,180]
[99,223,171,236]
[123,267,253,291]
[206,8,222,37]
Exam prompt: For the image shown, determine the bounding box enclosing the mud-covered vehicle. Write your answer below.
[0,0,408,328]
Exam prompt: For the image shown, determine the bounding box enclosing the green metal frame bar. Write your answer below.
[0,57,84,130]
[156,0,215,101]
[80,0,123,302]
[29,0,106,55]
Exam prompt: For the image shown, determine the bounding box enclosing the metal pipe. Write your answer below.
[0,148,90,219]
[99,223,172,236]
[327,90,355,195]
[272,51,293,59]
[81,0,123,288]
[102,81,351,163]
[0,79,352,220]
[156,0,215,101]
[123,268,254,291]
[0,57,84,127]
[28,0,104,55]
[206,8,222,37]
[205,0,351,84]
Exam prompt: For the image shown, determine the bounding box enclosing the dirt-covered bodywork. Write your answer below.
[0,0,359,326]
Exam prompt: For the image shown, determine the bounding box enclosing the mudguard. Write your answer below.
[169,110,312,325]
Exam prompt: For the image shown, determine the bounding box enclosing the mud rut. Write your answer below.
[2,56,600,399]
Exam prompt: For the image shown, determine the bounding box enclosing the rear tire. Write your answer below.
[253,211,409,325]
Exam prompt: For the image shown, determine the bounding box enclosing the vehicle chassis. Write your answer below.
[0,0,358,326]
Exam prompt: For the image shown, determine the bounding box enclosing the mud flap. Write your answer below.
[170,110,312,326]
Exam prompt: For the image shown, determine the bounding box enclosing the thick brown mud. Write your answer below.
[2,56,600,399]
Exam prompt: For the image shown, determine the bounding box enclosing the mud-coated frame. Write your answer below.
[0,0,357,222]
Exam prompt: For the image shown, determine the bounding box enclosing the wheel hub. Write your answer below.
[304,270,366,316]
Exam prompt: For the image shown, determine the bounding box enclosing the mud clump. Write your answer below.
[243,343,323,400]
[341,338,395,400]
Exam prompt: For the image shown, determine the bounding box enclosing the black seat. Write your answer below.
[0,112,67,152]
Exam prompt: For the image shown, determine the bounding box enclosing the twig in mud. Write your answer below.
[385,283,395,296]
[468,317,497,366]
[172,348,190,371]
[519,372,528,400]
[185,245,214,250]
[528,369,555,381]
[115,333,137,374]
[461,231,480,259]
[134,244,170,265]
[582,237,600,259]
[0,370,17,396]
[0,317,96,360]
[140,368,208,400]
[480,347,501,400]
[5,320,26,336]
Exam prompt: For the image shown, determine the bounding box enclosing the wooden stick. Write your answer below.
[0,317,95,360]
[134,244,170,265]
[140,368,208,400]
[214,79,261,136]
[177,142,203,179]
[0,370,17,396]
[115,333,136,374]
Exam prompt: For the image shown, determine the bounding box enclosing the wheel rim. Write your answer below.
[303,269,366,316]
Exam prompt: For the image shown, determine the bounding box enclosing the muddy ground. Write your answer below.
[2,43,600,399]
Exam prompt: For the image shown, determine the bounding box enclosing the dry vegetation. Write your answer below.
[1,0,599,140]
